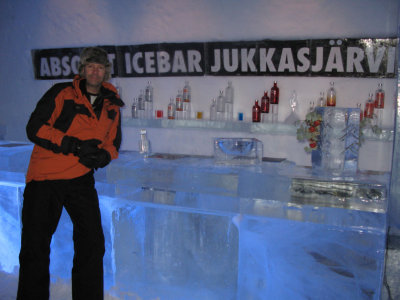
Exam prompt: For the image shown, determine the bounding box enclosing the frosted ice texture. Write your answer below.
[214,138,263,165]
[312,107,360,175]
[0,145,389,299]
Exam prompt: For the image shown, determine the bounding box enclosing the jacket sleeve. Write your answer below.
[101,106,122,160]
[26,83,70,153]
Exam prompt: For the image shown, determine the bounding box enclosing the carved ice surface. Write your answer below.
[313,107,360,175]
[214,138,263,165]
[0,146,389,299]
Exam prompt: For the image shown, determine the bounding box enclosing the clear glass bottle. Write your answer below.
[216,90,225,112]
[326,82,336,106]
[357,103,363,121]
[175,90,183,111]
[224,82,234,121]
[144,81,153,119]
[225,81,234,104]
[318,92,325,107]
[131,98,138,119]
[138,90,145,119]
[145,81,153,102]
[138,129,151,157]
[210,98,217,121]
[216,90,225,121]
[167,97,176,120]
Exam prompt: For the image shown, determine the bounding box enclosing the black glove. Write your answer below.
[79,149,111,169]
[61,136,101,156]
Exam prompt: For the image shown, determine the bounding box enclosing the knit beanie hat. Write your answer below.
[79,47,111,80]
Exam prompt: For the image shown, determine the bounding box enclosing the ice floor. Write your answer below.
[0,143,398,299]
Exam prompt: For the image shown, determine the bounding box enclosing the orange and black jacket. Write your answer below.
[25,75,124,183]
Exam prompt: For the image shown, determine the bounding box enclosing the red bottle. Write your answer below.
[252,100,261,122]
[261,91,270,113]
[270,81,279,105]
[364,93,375,119]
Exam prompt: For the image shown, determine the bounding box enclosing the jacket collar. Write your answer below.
[73,75,124,107]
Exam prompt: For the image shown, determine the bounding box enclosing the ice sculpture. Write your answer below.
[312,107,361,175]
[214,138,263,165]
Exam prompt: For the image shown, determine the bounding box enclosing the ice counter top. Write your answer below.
[0,142,390,299]
[105,150,389,216]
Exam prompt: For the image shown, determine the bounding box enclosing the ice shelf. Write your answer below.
[0,143,390,299]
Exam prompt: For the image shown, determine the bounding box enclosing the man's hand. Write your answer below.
[79,149,111,169]
[61,136,101,156]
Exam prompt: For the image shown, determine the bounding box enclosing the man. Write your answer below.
[17,47,124,300]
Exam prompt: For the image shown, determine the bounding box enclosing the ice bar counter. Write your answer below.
[0,140,389,299]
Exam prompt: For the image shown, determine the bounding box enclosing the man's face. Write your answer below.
[83,62,106,92]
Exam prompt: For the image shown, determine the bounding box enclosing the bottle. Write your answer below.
[144,81,154,119]
[216,90,225,121]
[270,81,279,122]
[225,81,234,121]
[326,82,336,106]
[364,93,375,119]
[375,83,385,109]
[131,98,138,119]
[210,98,217,121]
[167,97,176,120]
[317,92,325,107]
[260,91,270,123]
[261,91,270,113]
[138,129,151,157]
[357,103,363,121]
[175,90,183,111]
[270,81,279,104]
[374,83,384,127]
[138,90,145,119]
[252,99,261,122]
[183,81,191,103]
[182,81,191,120]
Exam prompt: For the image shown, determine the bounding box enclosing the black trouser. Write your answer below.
[16,171,105,300]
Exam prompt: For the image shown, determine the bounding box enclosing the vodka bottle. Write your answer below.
[270,81,279,104]
[225,81,234,121]
[326,82,336,106]
[176,90,183,111]
[318,92,325,107]
[357,103,363,121]
[270,81,279,122]
[252,99,261,122]
[144,81,153,119]
[260,91,270,123]
[182,81,191,120]
[131,98,138,119]
[375,83,385,108]
[364,93,375,119]
[260,91,270,113]
[138,90,145,119]
[216,90,225,121]
[167,97,176,120]
[210,98,217,121]
[183,81,191,103]
[374,83,384,127]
